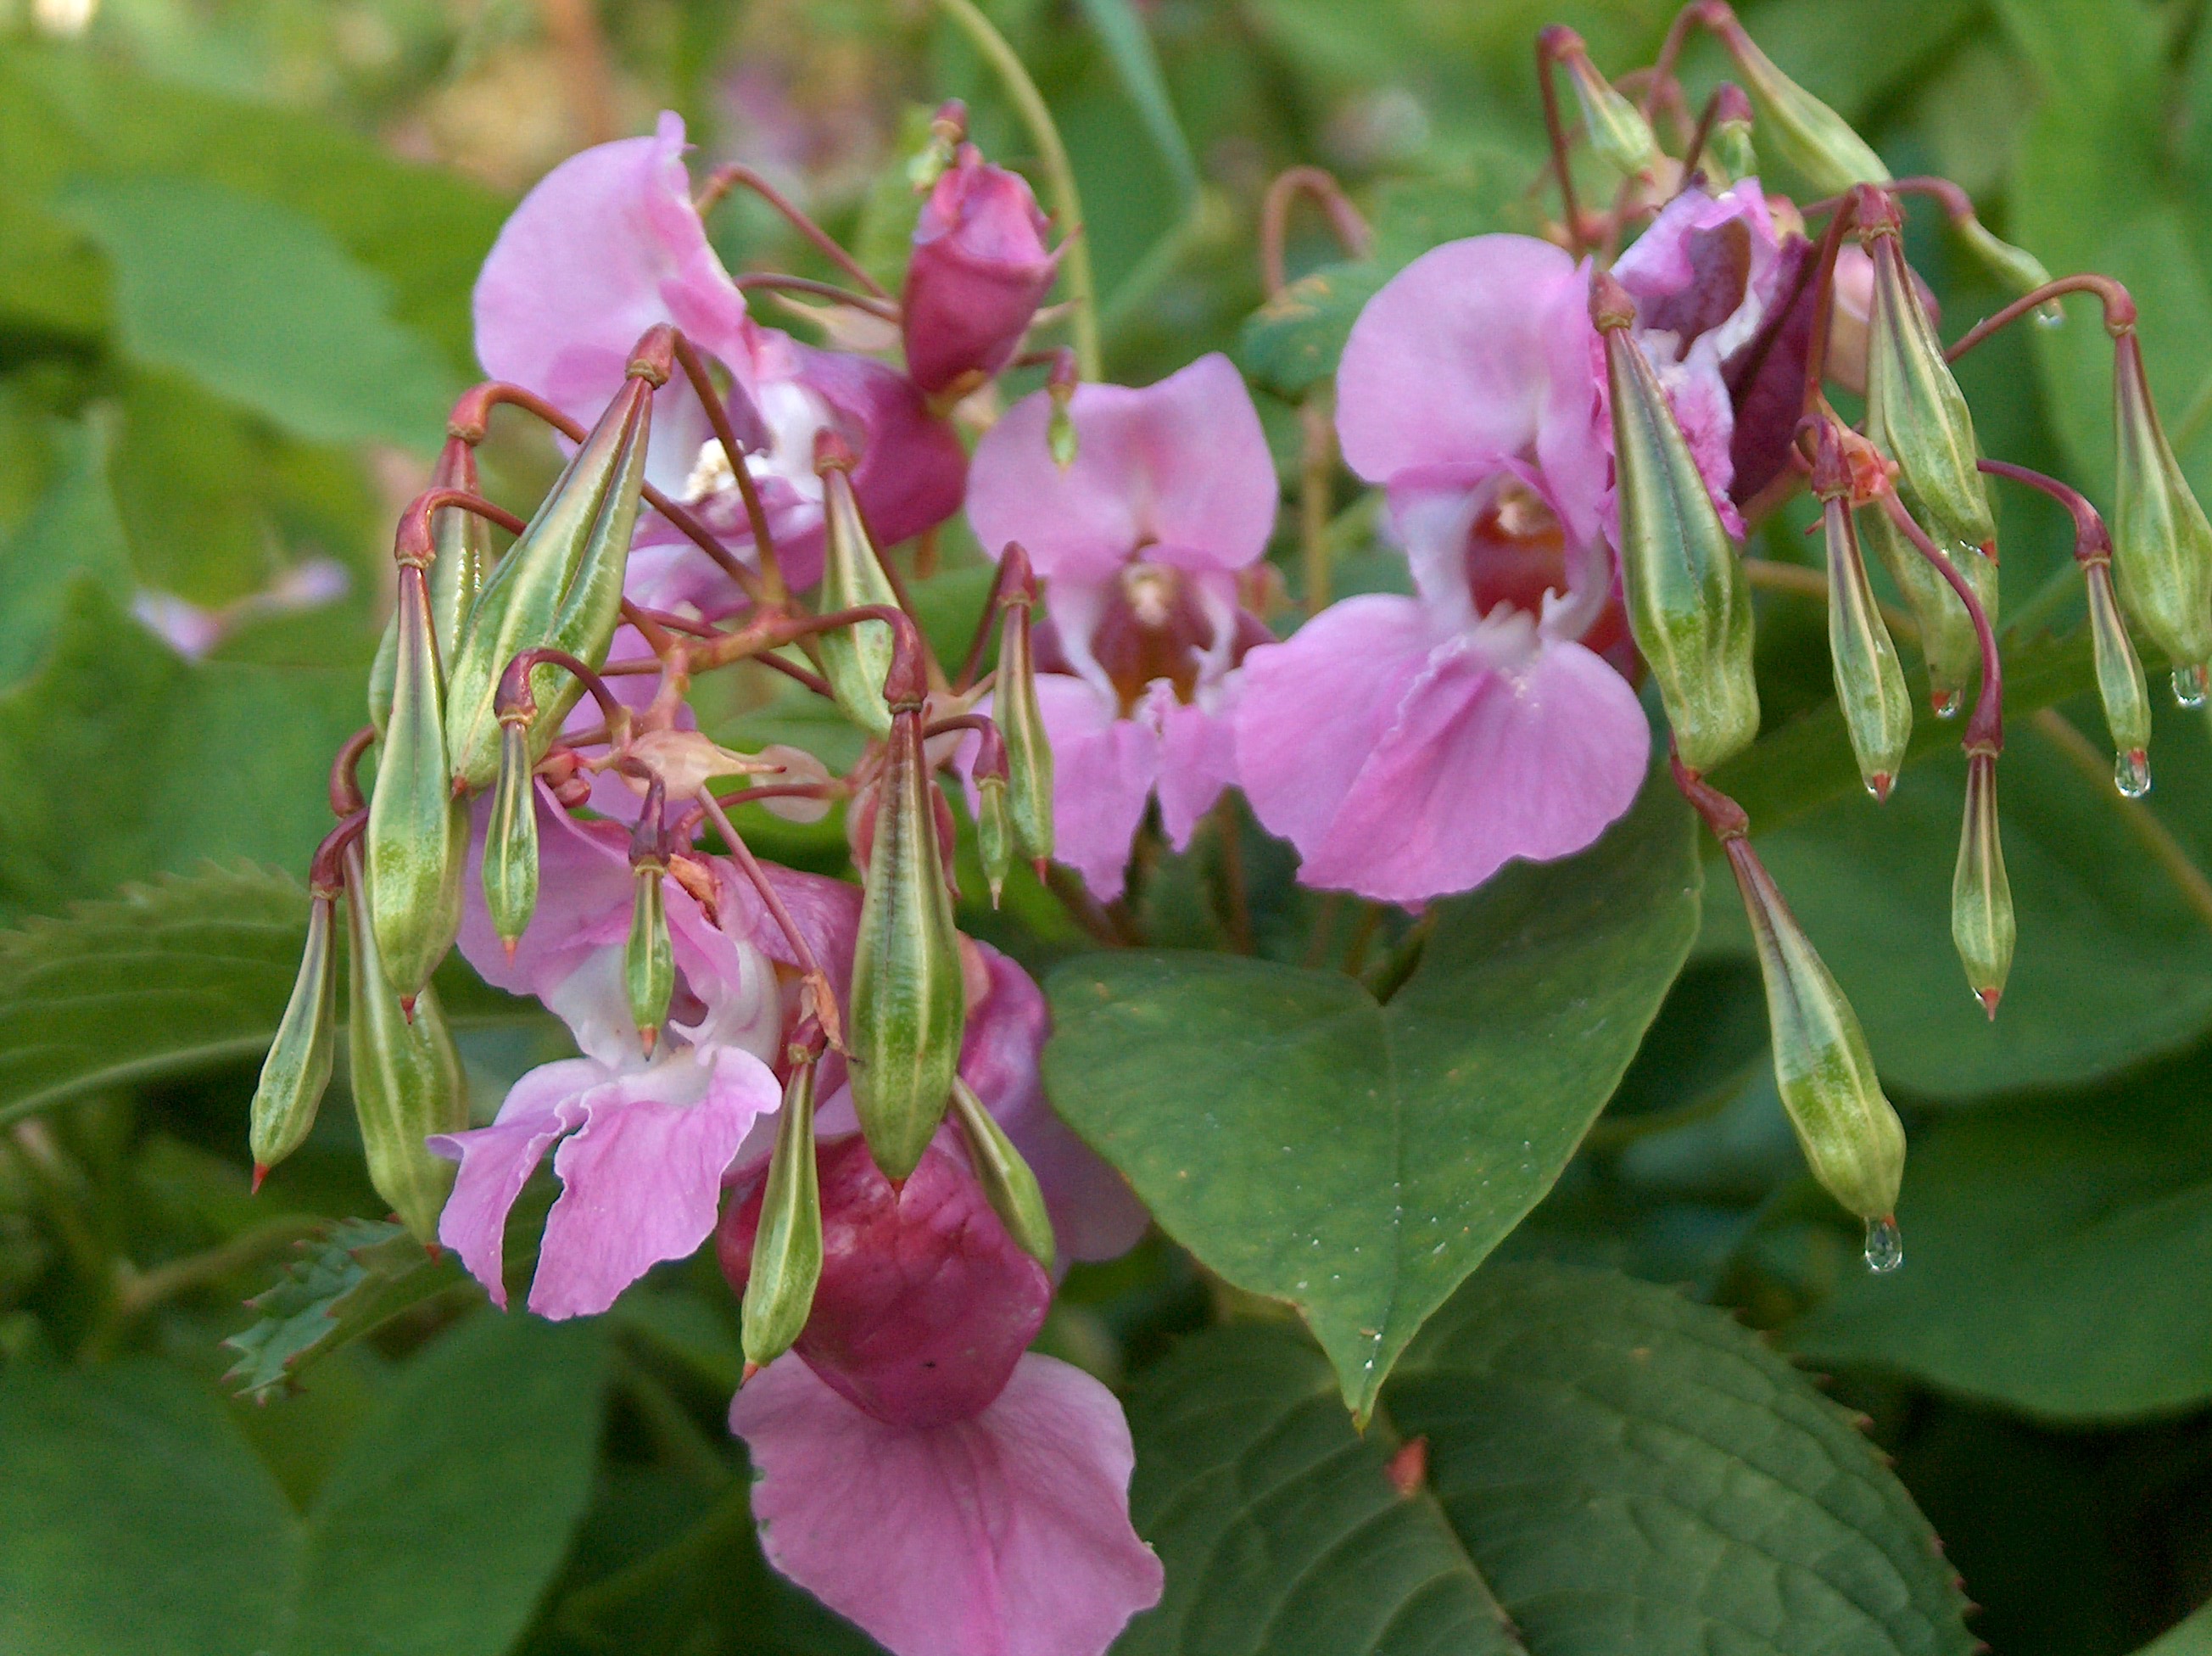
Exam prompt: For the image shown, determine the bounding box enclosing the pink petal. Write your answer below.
[902,149,1058,394]
[1299,638,1650,904]
[1151,691,1237,851]
[428,1058,603,1308]
[1232,594,1438,857]
[458,787,633,1001]
[962,948,1149,1264]
[968,354,1274,585]
[1337,236,1584,488]
[530,1047,781,1318]
[1036,674,1159,903]
[732,1353,1163,1656]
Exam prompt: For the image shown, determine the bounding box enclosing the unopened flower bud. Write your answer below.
[1594,268,1759,773]
[1860,190,1996,557]
[1952,748,2014,1018]
[445,337,665,791]
[1705,83,1757,186]
[1710,4,1890,196]
[366,558,469,1004]
[848,697,967,1183]
[995,545,1055,865]
[249,887,338,1183]
[741,1052,824,1369]
[1814,434,1911,800]
[483,718,540,951]
[902,143,1057,397]
[2110,326,2212,698]
[344,844,466,1245]
[1724,830,1907,1237]
[625,859,673,1055]
[2085,562,2153,794]
[949,1076,1055,1273]
[1546,27,1661,180]
[814,433,902,739]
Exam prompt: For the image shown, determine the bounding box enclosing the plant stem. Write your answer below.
[931,0,1101,378]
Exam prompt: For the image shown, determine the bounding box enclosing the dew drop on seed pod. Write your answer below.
[2114,749,2151,798]
[1931,688,1963,719]
[2174,664,2209,708]
[1863,1215,1904,1274]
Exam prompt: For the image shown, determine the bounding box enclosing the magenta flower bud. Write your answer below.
[901,146,1058,398]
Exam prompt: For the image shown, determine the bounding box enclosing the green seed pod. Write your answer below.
[371,442,489,734]
[1821,494,1912,800]
[366,561,470,1004]
[1857,480,1994,714]
[997,547,1055,865]
[1862,199,1996,558]
[1705,85,1757,187]
[1952,749,2014,1019]
[345,845,466,1245]
[1724,834,1906,1226]
[1556,32,1660,179]
[2083,562,2153,795]
[850,703,968,1182]
[813,437,901,738]
[445,361,660,792]
[249,888,338,1182]
[625,861,674,1055]
[1712,8,1890,196]
[1594,271,1759,774]
[1951,215,2054,309]
[742,1055,824,1369]
[949,1076,1056,1272]
[483,717,540,952]
[2110,327,2212,694]
[976,774,1014,908]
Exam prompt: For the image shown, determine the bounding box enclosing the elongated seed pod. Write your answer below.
[1952,749,2014,1018]
[2111,327,2212,695]
[741,1057,824,1368]
[2083,562,2153,793]
[950,1077,1055,1272]
[1711,8,1889,196]
[813,440,902,738]
[249,889,338,1180]
[996,546,1055,864]
[625,863,674,1054]
[1823,494,1912,799]
[483,719,540,950]
[1856,481,1992,713]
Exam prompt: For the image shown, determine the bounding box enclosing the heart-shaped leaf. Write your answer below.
[1045,779,1699,1414]
[1120,1263,1975,1656]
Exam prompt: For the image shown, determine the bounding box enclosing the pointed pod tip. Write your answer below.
[740,1360,762,1386]
[502,937,519,962]
[1976,986,2002,1021]
[1868,772,1893,803]
[639,1024,658,1056]
[1031,857,1049,882]
[399,993,418,1023]
[251,1163,269,1194]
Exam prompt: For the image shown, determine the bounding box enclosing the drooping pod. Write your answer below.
[344,843,467,1245]
[813,431,903,738]
[1702,83,1757,187]
[995,544,1056,867]
[1814,434,1912,800]
[483,716,541,952]
[1857,484,1989,716]
[949,1077,1055,1273]
[1706,3,1889,196]
[1544,27,1661,181]
[444,332,669,792]
[625,864,674,1055]
[370,438,490,734]
[1593,269,1759,774]
[848,640,967,1181]
[2110,322,2212,704]
[365,550,469,1005]
[1952,748,2014,1018]
[2085,562,2153,794]
[741,1052,824,1371]
[249,881,339,1184]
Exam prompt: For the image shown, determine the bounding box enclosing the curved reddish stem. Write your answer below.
[694,164,891,299]
[1259,166,1373,296]
[329,725,377,818]
[1880,490,2004,752]
[494,646,628,730]
[1947,274,2137,361]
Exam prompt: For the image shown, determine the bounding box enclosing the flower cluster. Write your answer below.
[247,8,2212,1652]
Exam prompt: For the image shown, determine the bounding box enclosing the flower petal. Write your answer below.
[1152,691,1237,851]
[969,354,1273,585]
[1299,637,1651,903]
[732,1353,1163,1656]
[1035,674,1159,903]
[427,1058,604,1307]
[458,785,633,1000]
[529,1047,781,1318]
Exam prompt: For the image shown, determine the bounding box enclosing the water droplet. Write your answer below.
[2034,299,2065,327]
[1863,1215,1904,1273]
[2115,748,2152,797]
[1931,688,1963,719]
[2175,663,2210,708]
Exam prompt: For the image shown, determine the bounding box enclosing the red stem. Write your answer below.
[1535,28,1589,255]
[495,646,629,731]
[1258,166,1374,296]
[329,725,377,818]
[1880,490,2004,752]
[1947,274,2137,361]
[668,334,786,604]
[694,164,891,299]
[1978,458,2113,568]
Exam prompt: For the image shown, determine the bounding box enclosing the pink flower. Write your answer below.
[1235,234,1650,904]
[902,145,1059,397]
[472,112,964,609]
[966,354,1277,900]
[723,1134,1162,1656]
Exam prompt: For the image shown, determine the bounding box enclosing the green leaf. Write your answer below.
[223,1218,464,1403]
[0,862,539,1131]
[1075,0,1201,206]
[2137,1601,2212,1656]
[1234,260,1390,400]
[1044,777,1700,1415]
[1786,1051,2212,1422]
[0,412,133,691]
[1122,1263,1975,1656]
[59,176,460,453]
[0,1312,605,1656]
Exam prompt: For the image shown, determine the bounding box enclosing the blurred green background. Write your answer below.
[6,1,2212,1653]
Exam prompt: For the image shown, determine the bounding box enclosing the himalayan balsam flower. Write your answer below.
[966,353,1276,900]
[902,143,1059,398]
[472,112,964,611]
